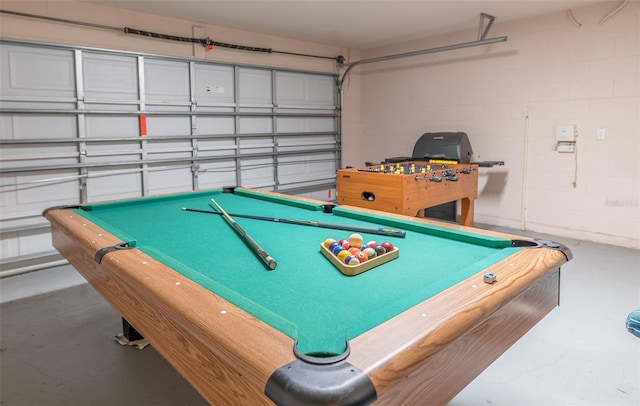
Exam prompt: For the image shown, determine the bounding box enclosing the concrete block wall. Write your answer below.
[352,1,639,248]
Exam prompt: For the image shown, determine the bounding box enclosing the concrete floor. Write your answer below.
[1,227,639,405]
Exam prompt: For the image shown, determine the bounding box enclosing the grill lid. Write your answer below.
[411,132,473,164]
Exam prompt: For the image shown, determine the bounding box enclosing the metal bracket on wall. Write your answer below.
[478,13,496,40]
[338,13,507,89]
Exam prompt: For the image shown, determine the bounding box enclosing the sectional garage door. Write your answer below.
[0,39,341,274]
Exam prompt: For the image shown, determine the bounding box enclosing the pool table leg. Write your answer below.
[122,317,144,341]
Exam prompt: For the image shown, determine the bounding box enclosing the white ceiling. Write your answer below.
[83,0,610,50]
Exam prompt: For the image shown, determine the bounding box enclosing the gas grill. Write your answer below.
[382,132,502,167]
[412,132,473,163]
[377,132,503,221]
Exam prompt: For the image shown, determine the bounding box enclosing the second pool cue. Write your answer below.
[210,198,277,270]
[182,207,406,238]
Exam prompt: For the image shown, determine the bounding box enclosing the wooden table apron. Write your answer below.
[44,189,568,405]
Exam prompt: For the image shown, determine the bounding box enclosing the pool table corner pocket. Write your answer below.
[265,349,377,406]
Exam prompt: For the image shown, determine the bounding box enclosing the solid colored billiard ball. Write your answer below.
[363,247,376,258]
[381,242,394,253]
[337,250,350,262]
[333,245,345,256]
[348,233,364,248]
[324,238,336,248]
[348,247,361,256]
[374,245,386,256]
[328,242,340,252]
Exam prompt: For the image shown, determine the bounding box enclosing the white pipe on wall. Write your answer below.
[521,111,531,231]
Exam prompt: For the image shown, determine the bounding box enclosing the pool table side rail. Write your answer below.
[233,187,326,211]
[348,244,568,405]
[44,208,296,405]
[339,204,544,243]
[333,206,512,248]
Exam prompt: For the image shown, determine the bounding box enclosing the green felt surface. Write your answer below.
[76,189,521,356]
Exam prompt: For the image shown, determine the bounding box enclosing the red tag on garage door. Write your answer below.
[139,115,147,136]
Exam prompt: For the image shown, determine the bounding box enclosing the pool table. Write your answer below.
[44,187,572,405]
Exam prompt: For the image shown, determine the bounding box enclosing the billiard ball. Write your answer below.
[363,247,376,258]
[341,241,351,250]
[366,241,378,248]
[328,242,340,252]
[344,255,360,265]
[381,242,394,253]
[348,247,361,256]
[324,238,336,248]
[338,239,349,247]
[356,251,368,262]
[332,245,345,256]
[348,233,364,248]
[374,245,386,256]
[337,250,350,262]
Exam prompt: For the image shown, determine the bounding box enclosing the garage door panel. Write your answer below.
[307,76,336,106]
[197,116,235,135]
[83,53,138,101]
[2,114,77,140]
[276,73,305,105]
[276,72,336,107]
[2,228,58,258]
[277,117,335,133]
[146,115,191,136]
[239,136,275,154]
[147,138,192,154]
[278,152,336,179]
[194,64,234,104]
[239,117,273,134]
[198,138,237,157]
[198,160,237,189]
[87,169,142,202]
[85,115,139,138]
[277,135,336,152]
[145,59,190,103]
[5,171,80,209]
[2,144,78,167]
[240,157,275,187]
[1,45,75,98]
[148,166,192,195]
[239,68,272,105]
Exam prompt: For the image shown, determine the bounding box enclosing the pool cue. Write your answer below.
[209,198,277,270]
[183,207,407,238]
